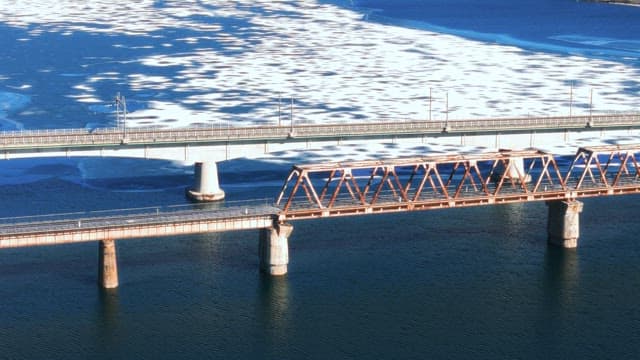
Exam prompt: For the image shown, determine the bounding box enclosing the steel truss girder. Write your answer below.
[276,144,640,220]
[277,150,557,215]
[565,144,640,189]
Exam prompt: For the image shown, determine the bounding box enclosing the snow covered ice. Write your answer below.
[1,1,638,128]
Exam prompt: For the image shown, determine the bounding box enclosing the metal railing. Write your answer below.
[0,113,637,149]
[0,198,278,236]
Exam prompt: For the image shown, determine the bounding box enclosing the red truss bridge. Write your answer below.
[276,144,640,221]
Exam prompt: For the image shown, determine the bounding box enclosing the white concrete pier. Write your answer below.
[506,157,531,183]
[98,239,119,289]
[259,222,293,276]
[547,200,584,248]
[187,161,225,202]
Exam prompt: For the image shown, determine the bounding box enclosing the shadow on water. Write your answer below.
[256,275,292,355]
[543,246,579,309]
[536,246,580,353]
[95,288,121,353]
[188,199,227,210]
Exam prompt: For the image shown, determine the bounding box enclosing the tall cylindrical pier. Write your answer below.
[505,157,531,183]
[98,238,119,289]
[187,161,225,202]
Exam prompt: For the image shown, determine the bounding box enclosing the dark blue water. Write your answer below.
[2,1,640,359]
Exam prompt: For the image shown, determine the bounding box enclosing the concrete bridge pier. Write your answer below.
[187,161,225,202]
[505,156,531,183]
[546,200,584,248]
[507,157,525,179]
[260,222,293,276]
[98,239,119,289]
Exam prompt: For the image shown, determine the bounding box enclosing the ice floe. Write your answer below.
[0,0,638,130]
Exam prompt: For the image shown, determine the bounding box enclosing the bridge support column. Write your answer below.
[507,157,524,177]
[187,161,225,202]
[98,239,119,289]
[505,156,531,183]
[546,200,583,248]
[259,222,293,276]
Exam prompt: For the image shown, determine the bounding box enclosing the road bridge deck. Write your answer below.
[0,114,637,150]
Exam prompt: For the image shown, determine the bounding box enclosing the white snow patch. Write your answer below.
[0,1,637,130]
[0,0,639,178]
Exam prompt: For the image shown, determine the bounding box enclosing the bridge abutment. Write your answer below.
[546,200,583,248]
[187,161,225,202]
[259,222,293,276]
[98,239,119,289]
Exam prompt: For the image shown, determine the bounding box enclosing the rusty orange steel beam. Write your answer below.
[565,144,640,189]
[279,184,640,221]
[276,145,640,221]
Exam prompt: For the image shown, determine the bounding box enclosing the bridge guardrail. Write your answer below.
[0,113,637,149]
[0,198,277,229]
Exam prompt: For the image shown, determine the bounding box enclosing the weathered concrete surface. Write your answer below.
[259,222,293,276]
[547,200,584,248]
[98,239,119,289]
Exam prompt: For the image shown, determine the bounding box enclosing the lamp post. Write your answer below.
[289,97,295,137]
[429,87,432,121]
[569,81,573,117]
[588,87,594,127]
[115,92,120,126]
[443,91,450,132]
[278,93,282,127]
[115,92,127,142]
[446,91,449,123]
[589,87,593,118]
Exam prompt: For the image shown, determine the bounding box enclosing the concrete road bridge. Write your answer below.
[1,143,640,288]
[0,113,638,201]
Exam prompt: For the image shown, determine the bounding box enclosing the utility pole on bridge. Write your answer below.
[115,92,127,143]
